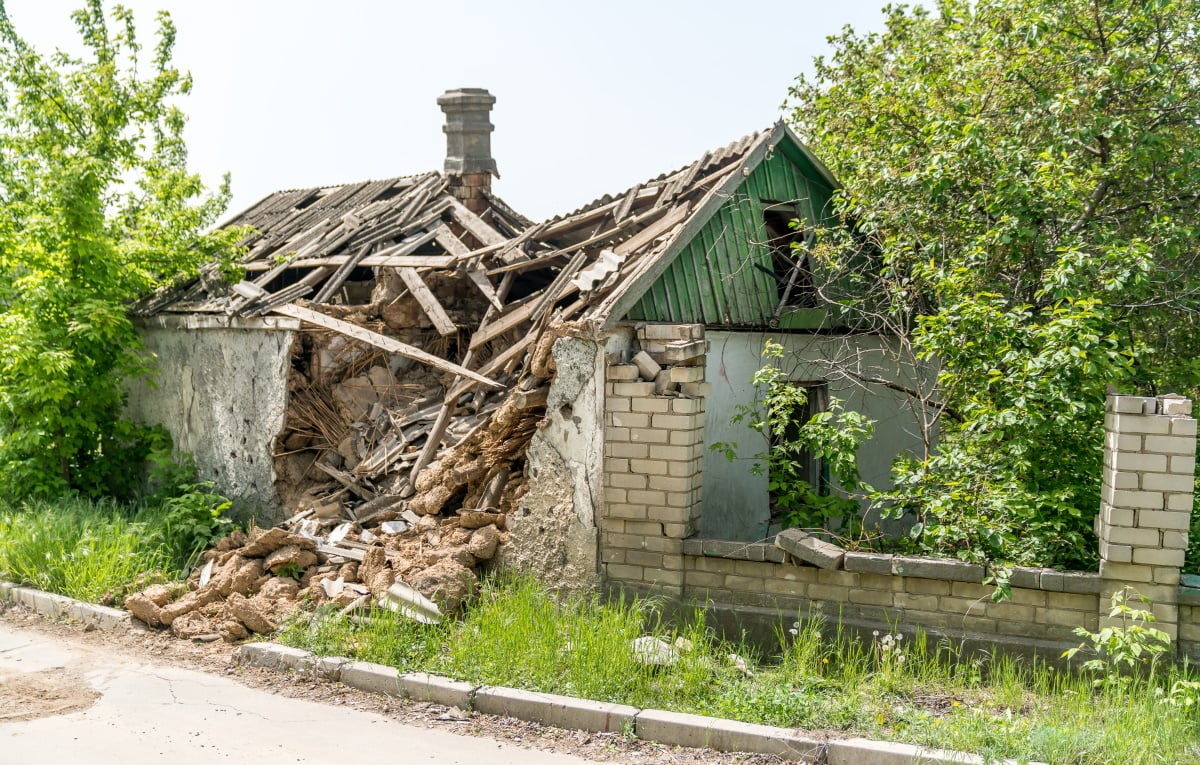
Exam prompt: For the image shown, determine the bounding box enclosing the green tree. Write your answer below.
[788,0,1200,567]
[0,1,241,499]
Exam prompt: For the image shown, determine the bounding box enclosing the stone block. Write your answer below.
[664,365,704,384]
[660,340,708,363]
[631,351,663,381]
[1110,395,1157,414]
[1102,525,1160,547]
[843,551,894,575]
[1142,472,1195,493]
[606,364,639,381]
[892,556,985,583]
[1109,451,1168,473]
[848,588,896,607]
[630,397,671,413]
[1137,509,1191,530]
[1159,395,1193,416]
[1167,493,1195,511]
[775,528,846,570]
[1005,567,1042,589]
[1132,547,1185,567]
[1111,489,1166,510]
[1098,560,1155,583]
[1171,417,1198,437]
[1101,505,1135,527]
[1107,413,1170,434]
[1171,455,1197,473]
[1099,541,1133,563]
[905,578,951,596]
[1145,435,1196,455]
[612,381,655,398]
[670,397,704,414]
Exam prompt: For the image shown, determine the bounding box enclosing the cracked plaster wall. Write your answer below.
[499,329,633,592]
[126,315,297,522]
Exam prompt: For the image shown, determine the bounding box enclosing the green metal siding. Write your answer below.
[627,144,836,327]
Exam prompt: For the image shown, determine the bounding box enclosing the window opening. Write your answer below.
[761,203,817,310]
[767,381,831,531]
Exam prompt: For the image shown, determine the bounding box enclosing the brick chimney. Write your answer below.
[437,88,498,214]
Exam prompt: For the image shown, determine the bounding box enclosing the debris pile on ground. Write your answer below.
[125,508,508,639]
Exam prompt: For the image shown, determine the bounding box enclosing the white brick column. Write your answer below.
[600,324,708,597]
[1097,394,1196,640]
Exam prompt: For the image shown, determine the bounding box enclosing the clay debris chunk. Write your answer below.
[411,559,478,614]
[240,527,315,558]
[226,593,277,634]
[263,544,319,574]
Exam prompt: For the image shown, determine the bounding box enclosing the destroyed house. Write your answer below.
[127,88,927,599]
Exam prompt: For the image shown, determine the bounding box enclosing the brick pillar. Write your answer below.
[601,324,708,597]
[1097,394,1196,641]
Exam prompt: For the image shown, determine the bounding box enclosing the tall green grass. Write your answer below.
[0,496,180,602]
[278,576,1200,764]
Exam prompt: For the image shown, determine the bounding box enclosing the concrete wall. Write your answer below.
[127,314,298,521]
[680,540,1102,657]
[703,331,930,540]
[502,330,631,592]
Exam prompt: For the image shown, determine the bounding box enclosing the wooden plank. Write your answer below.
[397,267,457,336]
[312,244,373,303]
[243,254,455,271]
[468,294,539,350]
[465,267,503,311]
[270,303,501,389]
[432,225,471,258]
[447,198,506,247]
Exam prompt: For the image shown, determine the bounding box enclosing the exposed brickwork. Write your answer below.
[599,370,1199,658]
[601,324,706,596]
[1096,394,1196,642]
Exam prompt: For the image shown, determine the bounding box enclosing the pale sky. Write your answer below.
[4,1,898,222]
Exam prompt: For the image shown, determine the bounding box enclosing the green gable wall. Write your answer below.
[626,140,836,327]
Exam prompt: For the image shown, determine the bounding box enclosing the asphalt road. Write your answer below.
[0,621,602,765]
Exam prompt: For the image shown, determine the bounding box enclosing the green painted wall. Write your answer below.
[627,140,837,327]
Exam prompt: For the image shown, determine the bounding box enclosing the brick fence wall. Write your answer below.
[596,322,1199,660]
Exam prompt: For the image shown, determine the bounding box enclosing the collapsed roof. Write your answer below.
[130,116,832,532]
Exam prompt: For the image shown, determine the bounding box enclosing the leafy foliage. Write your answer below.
[1063,587,1170,683]
[788,0,1200,567]
[0,1,243,499]
[712,339,875,532]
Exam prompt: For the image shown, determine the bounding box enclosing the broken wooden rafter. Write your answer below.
[270,303,501,389]
[407,271,516,484]
[396,267,456,336]
[313,461,377,501]
[242,253,455,271]
[447,198,506,247]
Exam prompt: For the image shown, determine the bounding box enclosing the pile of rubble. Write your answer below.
[125,511,505,641]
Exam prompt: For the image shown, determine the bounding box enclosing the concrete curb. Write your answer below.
[0,581,129,631]
[233,641,1045,765]
[1,582,1045,765]
[635,708,825,760]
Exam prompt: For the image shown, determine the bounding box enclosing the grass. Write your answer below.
[278,576,1200,765]
[0,496,191,603]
